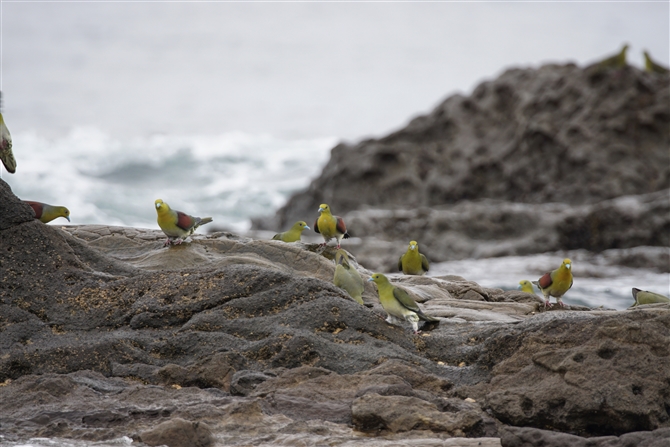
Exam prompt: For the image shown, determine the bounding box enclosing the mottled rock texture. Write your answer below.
[258,64,669,266]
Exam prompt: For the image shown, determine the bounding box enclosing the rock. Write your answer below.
[139,418,214,447]
[267,64,668,224]
[0,180,33,230]
[500,426,670,447]
[351,393,482,435]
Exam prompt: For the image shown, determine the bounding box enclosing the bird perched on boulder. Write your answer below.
[272,221,310,242]
[155,199,212,247]
[25,201,70,223]
[314,203,349,249]
[398,240,429,275]
[0,112,16,174]
[368,273,439,333]
[631,288,669,307]
[518,280,536,294]
[533,258,573,308]
[643,50,669,74]
[333,249,364,305]
[597,44,629,69]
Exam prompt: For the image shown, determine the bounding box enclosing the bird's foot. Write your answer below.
[557,301,566,308]
[544,300,553,308]
[163,239,172,247]
[413,330,422,335]
[336,244,341,249]
[174,239,184,245]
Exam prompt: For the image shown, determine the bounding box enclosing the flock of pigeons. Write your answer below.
[1,46,668,333]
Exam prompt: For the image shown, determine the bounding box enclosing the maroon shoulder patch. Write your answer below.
[24,201,42,219]
[313,218,321,234]
[335,216,347,234]
[176,211,195,231]
[538,272,553,289]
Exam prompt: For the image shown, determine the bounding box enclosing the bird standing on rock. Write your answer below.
[0,112,16,174]
[631,288,669,307]
[398,240,429,275]
[314,203,349,249]
[155,199,212,247]
[333,249,365,305]
[25,201,71,223]
[533,258,573,308]
[368,273,439,333]
[643,50,669,74]
[597,44,629,69]
[272,221,310,242]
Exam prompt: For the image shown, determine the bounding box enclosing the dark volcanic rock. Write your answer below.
[269,64,669,229]
[500,426,670,447]
[138,418,215,447]
[2,173,669,445]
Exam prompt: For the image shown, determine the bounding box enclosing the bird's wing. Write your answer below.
[25,201,42,219]
[538,272,553,289]
[335,216,347,235]
[421,254,430,272]
[175,211,196,231]
[272,233,282,240]
[398,255,404,271]
[313,218,321,234]
[392,286,421,313]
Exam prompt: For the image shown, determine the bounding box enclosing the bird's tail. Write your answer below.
[198,217,213,227]
[418,312,440,323]
[343,232,350,239]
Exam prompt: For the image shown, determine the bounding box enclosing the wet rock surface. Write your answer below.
[1,179,669,446]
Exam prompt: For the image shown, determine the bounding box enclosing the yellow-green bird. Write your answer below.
[155,199,212,247]
[643,50,669,74]
[518,280,536,294]
[398,240,429,275]
[532,258,573,308]
[0,112,16,174]
[631,288,670,307]
[272,221,310,242]
[368,273,439,333]
[25,201,70,223]
[314,203,350,249]
[598,44,629,69]
[333,249,365,305]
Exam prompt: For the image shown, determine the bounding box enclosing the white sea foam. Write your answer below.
[5,129,336,232]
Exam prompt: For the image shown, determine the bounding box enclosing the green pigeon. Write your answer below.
[333,249,364,305]
[533,258,573,308]
[314,203,349,249]
[631,288,669,307]
[643,50,669,74]
[272,221,310,242]
[368,273,439,333]
[0,112,16,174]
[25,201,70,223]
[155,199,212,247]
[597,44,628,69]
[398,240,429,275]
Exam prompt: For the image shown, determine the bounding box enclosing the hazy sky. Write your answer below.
[1,1,668,141]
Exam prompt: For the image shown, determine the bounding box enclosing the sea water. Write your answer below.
[4,128,336,232]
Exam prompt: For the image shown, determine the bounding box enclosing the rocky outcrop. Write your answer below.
[1,178,669,445]
[256,64,670,266]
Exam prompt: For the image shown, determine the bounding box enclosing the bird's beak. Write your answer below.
[565,263,571,269]
[367,277,374,282]
[318,207,324,212]
[517,285,522,290]
[156,203,161,209]
[410,244,416,250]
[304,225,310,230]
[66,216,71,222]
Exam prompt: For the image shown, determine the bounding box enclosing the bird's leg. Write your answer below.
[557,298,565,308]
[163,238,172,247]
